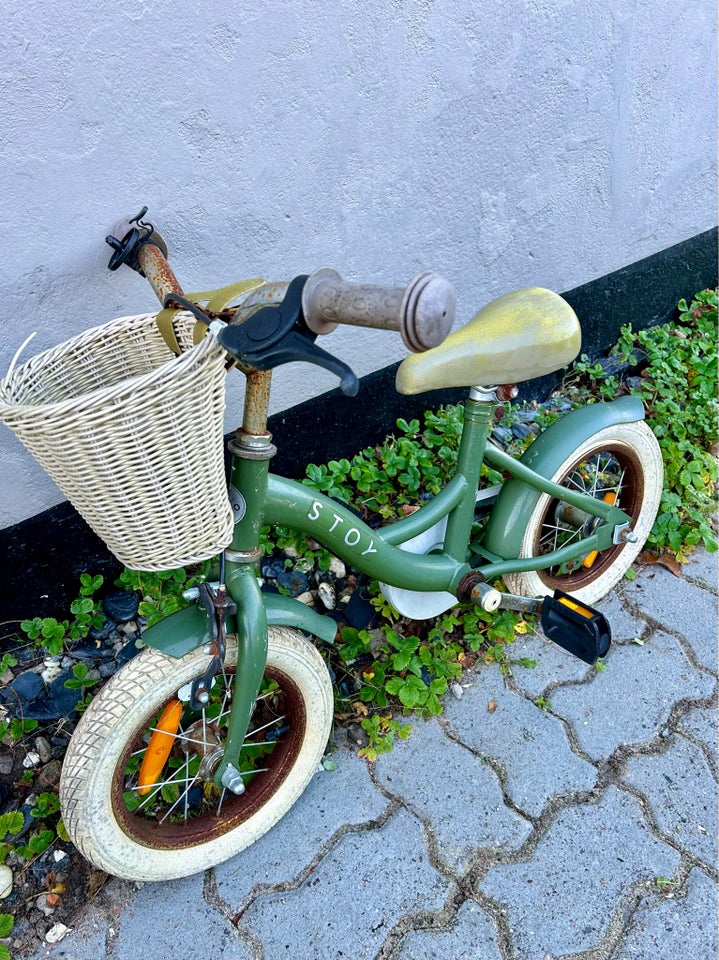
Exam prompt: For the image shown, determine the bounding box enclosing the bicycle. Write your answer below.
[2,210,662,882]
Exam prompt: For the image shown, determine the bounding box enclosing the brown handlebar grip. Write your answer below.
[301,268,456,352]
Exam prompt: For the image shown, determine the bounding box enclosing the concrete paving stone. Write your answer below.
[622,735,718,865]
[479,786,680,960]
[622,564,718,672]
[214,748,387,906]
[549,630,715,761]
[677,703,719,770]
[112,872,250,960]
[374,718,532,872]
[595,590,650,642]
[238,806,454,960]
[503,632,593,699]
[443,666,597,817]
[682,547,719,592]
[396,898,502,960]
[613,867,718,960]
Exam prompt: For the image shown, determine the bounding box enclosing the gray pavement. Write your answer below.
[32,550,718,960]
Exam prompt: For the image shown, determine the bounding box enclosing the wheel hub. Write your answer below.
[181,719,225,779]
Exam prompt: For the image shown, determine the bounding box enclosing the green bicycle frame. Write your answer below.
[156,392,640,788]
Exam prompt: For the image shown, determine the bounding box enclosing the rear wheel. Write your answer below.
[60,626,333,881]
[504,420,662,604]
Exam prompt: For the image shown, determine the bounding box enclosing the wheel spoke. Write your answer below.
[159,770,200,824]
[244,715,286,739]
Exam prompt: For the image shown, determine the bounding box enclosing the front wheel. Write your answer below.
[503,420,662,605]
[59,626,333,881]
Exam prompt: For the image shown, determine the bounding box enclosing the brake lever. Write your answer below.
[215,275,360,396]
[244,330,359,396]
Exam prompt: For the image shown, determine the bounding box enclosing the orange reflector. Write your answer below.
[558,596,595,619]
[137,699,183,795]
[582,492,618,568]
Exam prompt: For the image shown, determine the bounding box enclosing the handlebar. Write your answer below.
[301,268,455,352]
[105,209,457,399]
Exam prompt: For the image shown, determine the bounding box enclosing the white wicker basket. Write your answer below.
[0,312,234,571]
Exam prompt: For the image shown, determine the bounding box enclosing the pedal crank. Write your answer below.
[464,578,611,665]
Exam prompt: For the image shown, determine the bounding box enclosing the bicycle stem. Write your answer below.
[242,370,273,435]
[136,241,274,438]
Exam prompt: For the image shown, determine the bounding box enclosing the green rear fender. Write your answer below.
[482,396,646,560]
[141,592,337,659]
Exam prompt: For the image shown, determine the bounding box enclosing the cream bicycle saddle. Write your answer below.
[396,287,580,394]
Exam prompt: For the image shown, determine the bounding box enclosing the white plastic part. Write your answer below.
[379,517,458,619]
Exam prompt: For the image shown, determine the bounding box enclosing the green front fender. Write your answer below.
[482,395,645,560]
[141,591,337,659]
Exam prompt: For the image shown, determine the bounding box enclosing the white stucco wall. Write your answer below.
[0,0,716,527]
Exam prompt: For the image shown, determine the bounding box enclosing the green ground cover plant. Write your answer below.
[568,289,717,558]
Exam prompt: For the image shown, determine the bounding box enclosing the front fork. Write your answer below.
[213,564,268,791]
[212,428,274,792]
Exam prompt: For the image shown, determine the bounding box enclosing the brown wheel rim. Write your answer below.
[111,666,307,850]
[532,443,645,592]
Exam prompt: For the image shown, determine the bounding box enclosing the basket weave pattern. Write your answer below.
[0,313,234,571]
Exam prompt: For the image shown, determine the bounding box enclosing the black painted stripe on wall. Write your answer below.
[1,228,716,626]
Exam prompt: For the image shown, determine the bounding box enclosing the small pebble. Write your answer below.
[5,671,43,703]
[318,582,336,611]
[34,737,52,764]
[347,723,369,747]
[328,557,346,579]
[277,569,308,596]
[69,641,114,662]
[36,895,55,916]
[53,850,68,863]
[450,682,464,700]
[296,591,316,606]
[88,618,115,641]
[45,922,71,944]
[23,751,41,769]
[38,760,63,789]
[261,557,286,579]
[40,660,62,686]
[511,423,534,441]
[0,864,12,899]
[103,589,140,623]
[491,426,513,446]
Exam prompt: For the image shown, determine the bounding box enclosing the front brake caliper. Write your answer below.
[190,583,236,711]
